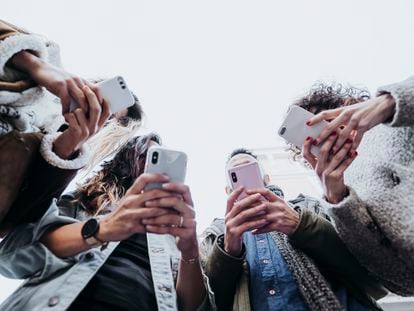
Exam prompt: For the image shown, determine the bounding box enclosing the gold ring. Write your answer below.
[179,216,184,228]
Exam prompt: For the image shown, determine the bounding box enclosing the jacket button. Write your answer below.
[85,252,95,260]
[48,296,60,307]
[391,172,400,186]
[367,222,377,232]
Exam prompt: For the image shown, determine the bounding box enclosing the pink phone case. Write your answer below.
[228,162,265,200]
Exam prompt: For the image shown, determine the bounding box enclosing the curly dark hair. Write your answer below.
[293,82,370,114]
[288,82,371,163]
[78,132,161,215]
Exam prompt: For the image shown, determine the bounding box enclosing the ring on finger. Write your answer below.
[179,216,184,228]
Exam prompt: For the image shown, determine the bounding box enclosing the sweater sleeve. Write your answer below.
[324,186,414,296]
[289,208,388,300]
[377,76,414,127]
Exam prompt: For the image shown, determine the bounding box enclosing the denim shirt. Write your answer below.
[0,199,214,311]
[243,231,308,311]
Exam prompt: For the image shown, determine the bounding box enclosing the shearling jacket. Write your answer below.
[323,76,414,296]
[0,21,90,231]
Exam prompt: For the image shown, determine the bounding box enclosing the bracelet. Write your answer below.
[180,256,199,265]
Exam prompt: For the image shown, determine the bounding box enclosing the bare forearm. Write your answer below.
[9,50,43,75]
[176,259,206,311]
[40,222,91,258]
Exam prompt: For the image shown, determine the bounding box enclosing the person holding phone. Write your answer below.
[0,20,143,234]
[200,148,386,311]
[292,82,414,296]
[0,133,213,311]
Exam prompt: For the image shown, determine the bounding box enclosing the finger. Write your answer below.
[83,85,102,134]
[227,193,263,218]
[73,76,86,89]
[67,79,87,111]
[245,188,278,202]
[97,99,111,129]
[142,214,191,228]
[314,111,351,145]
[59,89,71,114]
[317,131,338,165]
[232,218,269,236]
[145,197,194,217]
[145,225,189,237]
[85,81,104,104]
[226,186,244,215]
[351,130,363,153]
[122,190,174,210]
[230,203,267,227]
[301,136,317,168]
[307,108,341,126]
[65,112,80,129]
[127,173,170,194]
[331,115,358,154]
[326,138,353,172]
[134,207,171,219]
[161,183,194,206]
[73,108,90,140]
[332,153,357,176]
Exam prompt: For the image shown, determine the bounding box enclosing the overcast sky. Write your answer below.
[2,0,414,302]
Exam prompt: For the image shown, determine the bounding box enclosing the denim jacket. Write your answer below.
[0,194,215,311]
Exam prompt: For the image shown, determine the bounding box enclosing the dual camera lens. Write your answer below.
[118,77,126,90]
[231,172,238,183]
[151,151,159,164]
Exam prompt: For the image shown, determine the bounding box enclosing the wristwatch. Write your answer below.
[81,218,105,248]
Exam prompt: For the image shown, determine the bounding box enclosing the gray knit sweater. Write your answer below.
[323,76,414,296]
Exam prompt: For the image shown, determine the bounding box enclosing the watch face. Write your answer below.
[82,218,99,239]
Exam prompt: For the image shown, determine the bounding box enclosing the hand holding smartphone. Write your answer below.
[228,161,265,200]
[143,146,188,191]
[277,105,329,156]
[69,76,135,114]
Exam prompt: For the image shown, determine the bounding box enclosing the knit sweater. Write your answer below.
[324,76,414,296]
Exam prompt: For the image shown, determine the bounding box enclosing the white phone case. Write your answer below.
[69,76,135,113]
[143,146,188,191]
[277,105,329,156]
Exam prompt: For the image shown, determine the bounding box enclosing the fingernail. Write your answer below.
[306,136,312,141]
[305,120,311,126]
[312,139,318,146]
[346,138,353,144]
[330,131,337,137]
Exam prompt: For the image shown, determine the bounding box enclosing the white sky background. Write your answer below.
[2,0,414,303]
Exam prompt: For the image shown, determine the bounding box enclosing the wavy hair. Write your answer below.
[77,133,161,216]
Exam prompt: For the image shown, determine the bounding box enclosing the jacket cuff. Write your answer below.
[0,33,48,80]
[214,234,246,262]
[377,76,414,127]
[288,208,314,245]
[40,132,90,170]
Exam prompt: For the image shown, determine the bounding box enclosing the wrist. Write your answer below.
[181,243,199,261]
[96,218,111,243]
[52,134,80,160]
[378,94,396,122]
[224,235,243,257]
[284,209,300,236]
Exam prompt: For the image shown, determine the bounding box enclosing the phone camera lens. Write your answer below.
[279,127,286,135]
[231,172,237,183]
[151,152,159,164]
[122,86,126,89]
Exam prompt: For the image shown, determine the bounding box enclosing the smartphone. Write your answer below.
[69,76,135,113]
[277,105,329,156]
[228,161,265,200]
[143,146,188,191]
